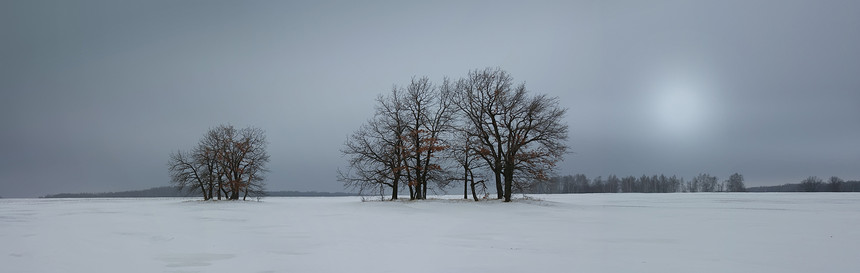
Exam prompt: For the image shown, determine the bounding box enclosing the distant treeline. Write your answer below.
[747,177,860,192]
[42,186,191,198]
[526,174,859,194]
[266,191,355,197]
[526,173,746,194]
[41,186,355,198]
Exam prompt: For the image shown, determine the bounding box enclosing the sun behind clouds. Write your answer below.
[646,68,722,144]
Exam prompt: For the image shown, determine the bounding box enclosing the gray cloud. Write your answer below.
[2,0,859,197]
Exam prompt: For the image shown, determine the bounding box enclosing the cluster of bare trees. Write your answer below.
[530,172,747,194]
[339,68,569,202]
[168,124,269,200]
[799,176,849,192]
[746,176,860,192]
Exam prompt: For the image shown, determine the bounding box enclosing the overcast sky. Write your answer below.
[2,0,859,197]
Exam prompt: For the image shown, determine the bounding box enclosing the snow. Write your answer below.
[2,193,859,273]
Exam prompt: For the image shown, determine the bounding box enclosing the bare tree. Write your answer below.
[621,176,636,193]
[606,175,620,193]
[448,127,485,201]
[401,77,456,200]
[168,149,210,200]
[592,176,604,193]
[340,88,408,200]
[206,125,270,200]
[726,173,746,192]
[668,175,682,193]
[693,173,718,192]
[573,174,590,193]
[169,130,226,201]
[341,77,458,200]
[800,176,823,192]
[233,126,270,200]
[452,68,505,199]
[453,68,569,202]
[686,177,697,193]
[168,124,269,200]
[828,176,844,192]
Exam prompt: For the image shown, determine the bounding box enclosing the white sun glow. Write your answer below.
[650,77,712,138]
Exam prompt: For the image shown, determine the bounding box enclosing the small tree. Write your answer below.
[572,174,590,193]
[693,173,718,192]
[621,176,636,193]
[606,175,620,193]
[168,124,269,200]
[668,175,682,193]
[828,176,844,192]
[800,176,823,192]
[726,173,746,192]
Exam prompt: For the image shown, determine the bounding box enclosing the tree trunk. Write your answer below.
[464,166,468,199]
[229,181,240,200]
[414,127,422,200]
[470,179,479,201]
[503,166,514,202]
[391,176,399,200]
[207,184,213,201]
[217,178,223,200]
[495,170,503,199]
[198,183,208,200]
[408,184,415,200]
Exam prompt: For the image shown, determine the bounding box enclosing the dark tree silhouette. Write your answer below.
[401,77,455,200]
[339,88,408,200]
[828,176,844,192]
[693,173,719,192]
[726,173,746,192]
[453,68,569,202]
[448,128,486,201]
[800,176,823,192]
[342,68,568,202]
[340,78,456,200]
[168,124,269,200]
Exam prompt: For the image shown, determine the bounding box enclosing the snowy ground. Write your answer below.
[2,193,859,273]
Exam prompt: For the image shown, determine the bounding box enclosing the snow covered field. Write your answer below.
[2,193,859,273]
